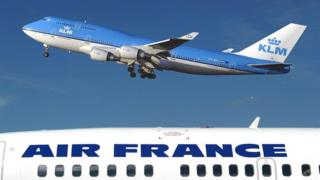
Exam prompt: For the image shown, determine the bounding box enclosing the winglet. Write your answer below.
[179,32,199,40]
[249,116,260,129]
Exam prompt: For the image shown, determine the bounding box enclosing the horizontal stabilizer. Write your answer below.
[249,63,291,70]
[222,48,234,53]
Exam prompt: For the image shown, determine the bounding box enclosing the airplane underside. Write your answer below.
[23,30,250,78]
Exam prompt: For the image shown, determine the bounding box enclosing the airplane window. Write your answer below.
[282,164,291,177]
[37,165,47,177]
[127,165,136,177]
[245,164,254,177]
[144,165,154,177]
[72,165,82,177]
[229,164,238,177]
[180,164,190,177]
[107,165,117,177]
[212,164,222,177]
[302,164,311,176]
[197,164,206,177]
[90,165,99,177]
[262,164,271,177]
[55,165,64,177]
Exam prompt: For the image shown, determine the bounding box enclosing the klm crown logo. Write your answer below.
[258,37,287,56]
[268,37,281,46]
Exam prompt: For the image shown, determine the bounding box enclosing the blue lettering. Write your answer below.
[263,144,287,157]
[258,44,266,52]
[114,144,138,157]
[71,144,100,157]
[275,47,287,56]
[22,145,54,158]
[173,144,204,157]
[235,144,260,157]
[206,144,233,157]
[141,144,169,157]
[267,45,274,54]
[57,144,68,157]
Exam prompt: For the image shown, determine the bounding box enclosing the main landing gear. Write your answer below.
[138,67,156,79]
[127,66,156,79]
[43,44,49,58]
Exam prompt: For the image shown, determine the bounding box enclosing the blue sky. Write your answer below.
[0,0,319,131]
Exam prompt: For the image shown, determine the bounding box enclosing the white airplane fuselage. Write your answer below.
[0,128,319,180]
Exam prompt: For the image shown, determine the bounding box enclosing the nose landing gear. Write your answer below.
[43,44,49,58]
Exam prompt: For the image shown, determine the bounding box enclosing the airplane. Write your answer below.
[22,17,306,79]
[0,118,319,180]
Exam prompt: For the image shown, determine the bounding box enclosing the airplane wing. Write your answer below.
[144,32,199,51]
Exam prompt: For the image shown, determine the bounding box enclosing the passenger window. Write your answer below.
[212,164,222,177]
[72,165,82,177]
[302,164,311,176]
[197,164,206,177]
[55,165,64,177]
[180,164,190,177]
[262,164,271,177]
[282,164,291,177]
[245,164,254,177]
[144,165,153,177]
[90,165,99,177]
[37,165,47,177]
[107,165,117,177]
[127,165,136,177]
[229,164,238,177]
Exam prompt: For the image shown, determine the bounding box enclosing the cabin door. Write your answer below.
[0,142,5,180]
[257,158,277,180]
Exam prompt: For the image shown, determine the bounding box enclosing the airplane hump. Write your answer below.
[235,23,306,63]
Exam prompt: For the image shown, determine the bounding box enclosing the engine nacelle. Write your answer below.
[118,46,150,60]
[89,48,118,61]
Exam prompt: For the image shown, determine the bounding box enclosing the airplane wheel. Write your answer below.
[140,73,146,79]
[43,52,49,58]
[130,72,136,78]
[148,74,156,79]
[127,66,134,72]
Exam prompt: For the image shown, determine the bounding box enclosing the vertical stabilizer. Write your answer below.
[235,23,306,63]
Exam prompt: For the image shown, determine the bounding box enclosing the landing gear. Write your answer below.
[43,51,49,57]
[128,65,136,78]
[128,65,156,79]
[130,72,136,78]
[140,72,156,79]
[43,44,49,58]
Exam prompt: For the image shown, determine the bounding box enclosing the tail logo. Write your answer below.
[258,37,287,56]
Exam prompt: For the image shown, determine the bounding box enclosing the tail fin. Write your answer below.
[235,23,306,63]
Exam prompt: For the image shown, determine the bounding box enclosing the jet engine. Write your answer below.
[118,46,151,61]
[89,48,118,61]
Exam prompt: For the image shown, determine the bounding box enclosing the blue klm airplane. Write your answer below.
[22,17,306,79]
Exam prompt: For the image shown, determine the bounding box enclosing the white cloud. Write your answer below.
[0,97,9,109]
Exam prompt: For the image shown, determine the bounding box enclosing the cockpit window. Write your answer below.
[42,17,51,21]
